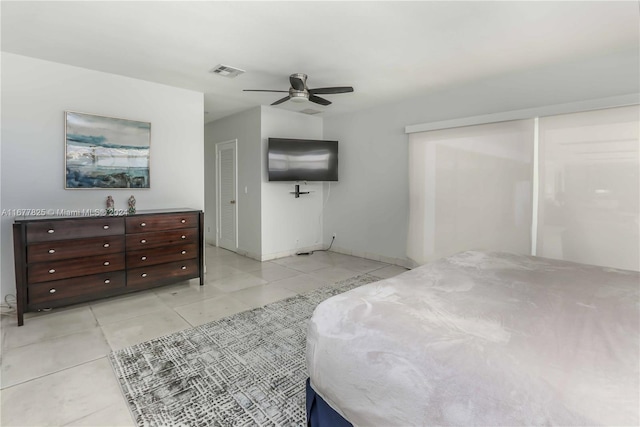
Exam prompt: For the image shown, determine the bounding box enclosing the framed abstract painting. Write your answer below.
[65,111,151,189]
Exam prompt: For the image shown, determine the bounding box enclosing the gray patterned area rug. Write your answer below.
[109,274,378,427]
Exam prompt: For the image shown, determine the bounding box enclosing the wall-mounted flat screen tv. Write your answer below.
[268,138,338,182]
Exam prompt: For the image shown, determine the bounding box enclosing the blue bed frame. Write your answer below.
[306,378,352,427]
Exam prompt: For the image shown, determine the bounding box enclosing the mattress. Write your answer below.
[306,251,639,426]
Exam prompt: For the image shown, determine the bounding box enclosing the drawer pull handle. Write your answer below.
[48,269,56,274]
[181,250,187,255]
[47,229,55,234]
[140,222,146,227]
[181,266,187,270]
[103,243,110,248]
[49,288,56,294]
[141,273,148,278]
[181,235,186,239]
[141,256,147,261]
[103,261,110,266]
[103,225,110,230]
[104,279,111,284]
[141,239,147,244]
[181,219,186,223]
[48,249,55,254]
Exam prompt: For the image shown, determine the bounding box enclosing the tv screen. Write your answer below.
[268,138,338,182]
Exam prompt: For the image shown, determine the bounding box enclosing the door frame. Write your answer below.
[215,139,238,251]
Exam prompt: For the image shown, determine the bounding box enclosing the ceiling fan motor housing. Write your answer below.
[290,73,308,89]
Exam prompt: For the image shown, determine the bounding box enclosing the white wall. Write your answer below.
[322,108,410,266]
[204,107,262,257]
[260,106,323,259]
[0,53,204,299]
[203,135,217,245]
[323,48,640,266]
[205,106,324,260]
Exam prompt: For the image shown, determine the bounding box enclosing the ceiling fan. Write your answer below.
[244,73,354,106]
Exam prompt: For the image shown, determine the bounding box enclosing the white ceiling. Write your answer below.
[2,1,638,123]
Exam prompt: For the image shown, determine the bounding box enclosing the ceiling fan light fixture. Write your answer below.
[289,91,308,103]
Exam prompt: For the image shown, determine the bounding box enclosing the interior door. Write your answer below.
[216,140,237,252]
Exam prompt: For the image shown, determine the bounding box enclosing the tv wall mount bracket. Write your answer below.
[290,184,310,198]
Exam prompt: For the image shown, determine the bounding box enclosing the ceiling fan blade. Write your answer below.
[289,75,306,91]
[271,95,291,106]
[243,89,289,93]
[309,95,332,106]
[309,86,354,95]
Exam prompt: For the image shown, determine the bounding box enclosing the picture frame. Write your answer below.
[65,111,151,189]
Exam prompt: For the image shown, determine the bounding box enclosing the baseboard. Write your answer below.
[206,244,263,262]
[260,244,325,262]
[330,246,417,269]
[236,248,262,262]
[208,242,418,269]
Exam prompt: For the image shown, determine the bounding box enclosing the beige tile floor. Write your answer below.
[0,246,408,426]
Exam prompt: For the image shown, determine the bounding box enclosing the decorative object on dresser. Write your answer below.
[128,195,136,214]
[13,209,203,326]
[65,111,151,189]
[106,195,115,215]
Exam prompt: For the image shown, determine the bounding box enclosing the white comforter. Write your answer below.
[306,251,639,426]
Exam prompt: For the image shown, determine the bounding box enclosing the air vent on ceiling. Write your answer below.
[209,64,245,78]
[300,108,322,115]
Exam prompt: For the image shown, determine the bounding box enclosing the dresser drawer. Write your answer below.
[127,243,197,268]
[127,259,199,289]
[28,235,125,263]
[126,213,199,234]
[28,253,125,284]
[28,271,126,306]
[26,217,125,243]
[125,228,197,251]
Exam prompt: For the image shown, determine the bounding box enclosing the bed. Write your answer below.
[306,251,639,426]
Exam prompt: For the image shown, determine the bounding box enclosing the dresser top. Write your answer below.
[14,208,202,223]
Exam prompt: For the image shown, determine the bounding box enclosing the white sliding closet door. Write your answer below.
[408,119,535,265]
[537,105,639,271]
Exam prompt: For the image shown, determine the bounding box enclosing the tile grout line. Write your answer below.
[1,355,108,390]
[2,321,104,353]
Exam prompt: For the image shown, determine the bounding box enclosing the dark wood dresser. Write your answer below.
[13,209,204,325]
